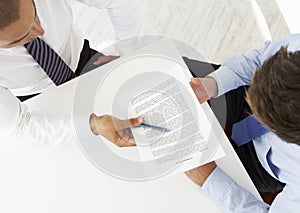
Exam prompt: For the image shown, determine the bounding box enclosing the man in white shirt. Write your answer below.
[0,0,143,146]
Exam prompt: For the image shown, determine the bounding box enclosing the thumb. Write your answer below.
[116,117,144,129]
[190,77,201,86]
[189,78,203,93]
[189,78,209,104]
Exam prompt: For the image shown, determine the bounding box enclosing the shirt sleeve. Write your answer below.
[207,41,270,97]
[201,167,270,213]
[0,86,77,146]
[208,33,300,97]
[76,0,143,40]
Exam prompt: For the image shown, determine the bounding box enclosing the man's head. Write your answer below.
[247,46,300,145]
[0,0,44,48]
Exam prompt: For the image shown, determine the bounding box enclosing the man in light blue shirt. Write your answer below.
[185,33,300,212]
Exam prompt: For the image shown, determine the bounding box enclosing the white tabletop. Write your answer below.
[0,39,260,213]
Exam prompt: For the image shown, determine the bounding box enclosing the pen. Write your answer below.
[135,123,171,133]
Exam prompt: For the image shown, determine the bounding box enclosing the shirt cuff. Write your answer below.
[201,167,235,204]
[207,66,234,97]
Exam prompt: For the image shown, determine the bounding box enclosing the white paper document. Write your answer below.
[118,64,225,179]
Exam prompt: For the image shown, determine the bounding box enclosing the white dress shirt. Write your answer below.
[204,34,300,212]
[0,0,142,146]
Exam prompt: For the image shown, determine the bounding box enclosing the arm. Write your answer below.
[187,164,300,213]
[186,164,270,213]
[187,78,270,212]
[0,86,76,146]
[188,77,269,212]
[208,34,300,97]
[208,43,269,97]
[76,0,143,40]
[0,86,143,147]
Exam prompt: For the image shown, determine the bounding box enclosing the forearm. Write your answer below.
[0,87,77,146]
[12,106,77,146]
[207,45,269,97]
[200,167,270,213]
[185,160,269,212]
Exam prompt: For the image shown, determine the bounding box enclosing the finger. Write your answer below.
[119,128,136,146]
[190,78,202,92]
[93,56,110,65]
[122,128,131,137]
[189,80,199,91]
[115,117,144,129]
[123,134,130,141]
[190,81,203,95]
[128,130,133,138]
[118,137,136,147]
[126,138,136,146]
[130,117,144,126]
[189,78,209,104]
[184,171,191,176]
[93,55,120,65]
[190,77,201,85]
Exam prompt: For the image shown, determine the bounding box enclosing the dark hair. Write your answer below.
[0,0,20,30]
[246,46,300,145]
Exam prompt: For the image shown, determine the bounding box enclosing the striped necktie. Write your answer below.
[231,115,269,147]
[24,37,76,86]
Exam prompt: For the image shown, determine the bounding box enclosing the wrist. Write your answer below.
[185,161,217,186]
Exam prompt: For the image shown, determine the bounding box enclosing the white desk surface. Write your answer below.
[0,39,260,213]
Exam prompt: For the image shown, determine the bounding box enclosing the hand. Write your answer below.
[189,77,218,103]
[89,114,143,147]
[185,162,217,186]
[93,55,120,66]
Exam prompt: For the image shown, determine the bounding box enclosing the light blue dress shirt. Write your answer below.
[203,34,300,212]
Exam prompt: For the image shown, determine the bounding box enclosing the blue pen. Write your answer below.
[135,123,171,133]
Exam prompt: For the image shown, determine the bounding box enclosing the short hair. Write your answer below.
[246,46,300,145]
[0,0,20,30]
